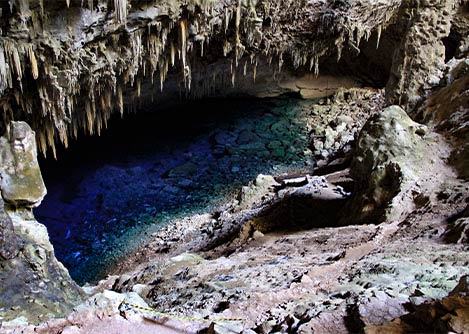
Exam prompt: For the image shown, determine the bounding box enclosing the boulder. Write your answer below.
[342,105,429,224]
[0,122,46,208]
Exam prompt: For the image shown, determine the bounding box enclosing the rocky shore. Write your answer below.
[4,82,469,333]
[1,0,469,333]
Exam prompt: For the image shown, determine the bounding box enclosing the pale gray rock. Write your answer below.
[0,122,46,208]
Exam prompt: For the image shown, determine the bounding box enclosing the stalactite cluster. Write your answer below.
[0,0,401,157]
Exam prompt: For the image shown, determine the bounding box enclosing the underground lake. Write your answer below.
[35,95,315,284]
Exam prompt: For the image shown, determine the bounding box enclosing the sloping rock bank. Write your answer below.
[104,105,469,334]
[1,0,469,333]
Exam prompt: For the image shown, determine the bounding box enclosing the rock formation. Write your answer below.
[0,0,403,157]
[0,0,468,333]
[0,122,83,324]
[341,105,430,225]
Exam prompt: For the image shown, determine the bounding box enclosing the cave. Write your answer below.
[1,1,469,334]
[34,95,316,284]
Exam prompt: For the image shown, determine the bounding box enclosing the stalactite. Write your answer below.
[159,66,164,92]
[253,61,257,82]
[66,0,70,8]
[313,56,319,77]
[117,85,123,116]
[230,60,235,87]
[278,52,283,72]
[223,40,232,57]
[96,111,102,136]
[170,41,175,66]
[85,99,94,135]
[335,36,344,61]
[376,24,382,49]
[18,0,30,17]
[180,20,187,69]
[38,0,43,17]
[0,44,10,93]
[4,41,23,82]
[72,118,78,140]
[234,0,241,67]
[224,7,230,33]
[114,0,127,24]
[27,45,38,80]
[38,130,47,157]
[45,122,57,159]
[0,0,403,157]
[62,128,69,148]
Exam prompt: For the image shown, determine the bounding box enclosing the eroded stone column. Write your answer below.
[386,0,454,112]
[0,121,83,324]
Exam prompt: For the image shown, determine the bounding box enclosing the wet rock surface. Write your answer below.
[98,79,468,333]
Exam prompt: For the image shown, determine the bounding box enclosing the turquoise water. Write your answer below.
[35,96,314,285]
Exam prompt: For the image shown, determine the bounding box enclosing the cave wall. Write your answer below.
[0,122,83,323]
[0,0,468,325]
[0,0,403,157]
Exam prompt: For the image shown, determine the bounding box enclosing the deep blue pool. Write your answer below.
[35,96,314,284]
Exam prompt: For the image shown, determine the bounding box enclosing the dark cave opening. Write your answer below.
[35,95,315,284]
[27,17,395,286]
[442,33,459,62]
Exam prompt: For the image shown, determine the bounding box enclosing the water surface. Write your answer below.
[35,96,314,284]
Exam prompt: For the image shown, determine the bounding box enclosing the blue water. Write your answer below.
[35,96,314,285]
